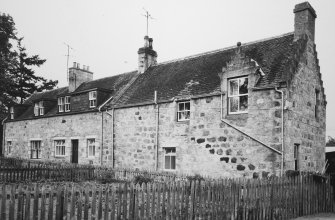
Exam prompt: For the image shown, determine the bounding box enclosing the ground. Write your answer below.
[294,213,335,220]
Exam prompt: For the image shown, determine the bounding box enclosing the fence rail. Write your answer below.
[0,175,334,220]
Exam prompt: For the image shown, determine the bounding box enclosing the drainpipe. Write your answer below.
[106,108,114,168]
[275,88,285,176]
[154,91,159,171]
[1,117,8,157]
[98,96,114,166]
[220,94,282,153]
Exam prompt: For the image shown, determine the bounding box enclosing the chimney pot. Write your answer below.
[73,62,77,68]
[77,63,80,69]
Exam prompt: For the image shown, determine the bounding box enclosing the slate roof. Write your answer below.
[12,71,137,120]
[113,33,296,107]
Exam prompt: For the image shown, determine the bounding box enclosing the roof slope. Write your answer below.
[114,33,295,107]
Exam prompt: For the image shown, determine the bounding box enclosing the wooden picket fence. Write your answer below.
[0,174,334,220]
[0,157,185,183]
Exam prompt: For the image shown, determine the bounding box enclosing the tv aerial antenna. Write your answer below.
[142,8,154,36]
[63,42,75,82]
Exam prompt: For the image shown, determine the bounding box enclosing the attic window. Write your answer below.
[89,91,97,108]
[9,107,14,119]
[228,77,248,114]
[65,96,71,112]
[58,97,64,112]
[34,101,44,116]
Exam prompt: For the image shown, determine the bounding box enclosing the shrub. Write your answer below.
[186,174,204,182]
[133,174,153,186]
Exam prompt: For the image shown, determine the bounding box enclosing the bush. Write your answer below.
[133,174,153,186]
[186,174,204,182]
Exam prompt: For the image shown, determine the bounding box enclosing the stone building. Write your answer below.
[2,2,326,178]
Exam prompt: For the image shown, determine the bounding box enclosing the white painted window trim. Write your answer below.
[39,101,44,116]
[87,138,96,158]
[163,147,176,171]
[58,97,64,112]
[89,91,97,108]
[7,141,12,155]
[30,140,42,159]
[65,96,71,112]
[228,77,248,114]
[10,107,14,119]
[54,139,66,157]
[177,101,191,122]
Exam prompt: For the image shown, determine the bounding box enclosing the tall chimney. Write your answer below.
[294,2,317,41]
[138,36,157,74]
[68,62,93,92]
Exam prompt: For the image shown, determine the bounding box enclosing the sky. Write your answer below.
[1,0,335,137]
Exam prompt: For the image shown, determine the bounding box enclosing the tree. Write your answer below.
[0,13,58,117]
[326,136,335,146]
[13,38,58,104]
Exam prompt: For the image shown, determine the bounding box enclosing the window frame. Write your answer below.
[177,101,190,122]
[30,140,41,159]
[227,76,249,114]
[87,138,96,157]
[54,140,66,157]
[9,107,14,119]
[7,141,12,155]
[58,97,65,112]
[39,101,44,116]
[164,147,176,171]
[34,103,39,116]
[89,91,97,108]
[65,96,71,112]
[294,144,300,171]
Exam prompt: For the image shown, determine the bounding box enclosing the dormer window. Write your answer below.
[89,91,97,108]
[10,107,14,119]
[34,101,44,116]
[65,96,71,112]
[228,77,248,114]
[58,97,64,112]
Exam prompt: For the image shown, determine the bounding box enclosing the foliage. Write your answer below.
[133,173,153,186]
[326,136,335,146]
[0,13,58,117]
[186,174,204,182]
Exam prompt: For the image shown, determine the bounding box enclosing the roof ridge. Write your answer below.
[85,70,137,83]
[156,32,294,66]
[32,86,68,95]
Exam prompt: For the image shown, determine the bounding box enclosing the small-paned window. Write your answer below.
[34,103,39,116]
[58,97,64,112]
[65,96,71,112]
[177,101,190,121]
[294,144,300,171]
[7,141,12,154]
[39,101,44,115]
[10,107,14,119]
[164,147,176,170]
[87,139,95,157]
[31,141,41,159]
[89,91,97,108]
[54,140,66,157]
[228,77,248,114]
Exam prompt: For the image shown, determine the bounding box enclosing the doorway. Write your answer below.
[71,139,79,164]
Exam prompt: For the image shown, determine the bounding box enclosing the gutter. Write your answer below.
[275,88,285,176]
[220,93,282,153]
[105,108,114,168]
[98,96,114,165]
[2,117,8,157]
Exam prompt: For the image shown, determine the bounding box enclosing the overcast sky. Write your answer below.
[1,0,335,137]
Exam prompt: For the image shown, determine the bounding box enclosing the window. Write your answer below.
[7,141,12,154]
[177,101,190,121]
[34,101,44,116]
[31,141,41,159]
[89,91,97,108]
[87,139,95,157]
[228,77,248,114]
[65,96,71,112]
[54,140,66,157]
[10,107,14,119]
[294,144,300,171]
[58,97,64,112]
[164,147,176,170]
[39,101,44,115]
[34,103,39,116]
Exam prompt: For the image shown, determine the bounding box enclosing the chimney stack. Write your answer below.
[68,62,93,92]
[294,2,317,41]
[138,36,157,74]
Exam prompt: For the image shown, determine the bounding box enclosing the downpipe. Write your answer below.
[275,88,285,177]
[154,91,159,171]
[1,117,8,157]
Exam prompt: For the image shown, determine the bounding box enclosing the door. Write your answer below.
[71,140,79,164]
